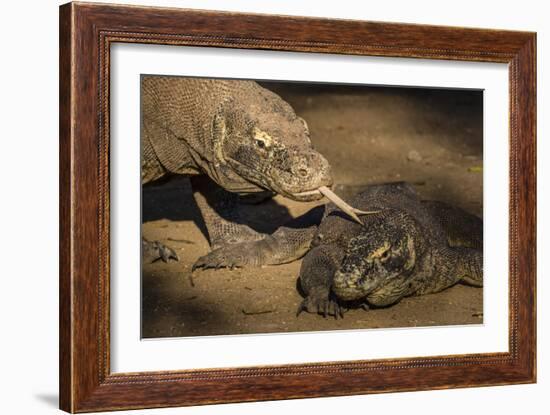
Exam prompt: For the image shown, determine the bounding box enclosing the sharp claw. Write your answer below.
[192,258,207,271]
[191,249,246,271]
[296,301,306,317]
[168,248,179,261]
[298,292,340,319]
[159,246,179,262]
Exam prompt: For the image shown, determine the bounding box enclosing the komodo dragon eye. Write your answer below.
[255,139,266,149]
[252,128,273,150]
[380,250,391,261]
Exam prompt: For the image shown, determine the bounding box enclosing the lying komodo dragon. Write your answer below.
[296,182,483,318]
[142,76,363,266]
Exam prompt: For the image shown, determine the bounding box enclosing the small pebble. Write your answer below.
[407,150,423,162]
[468,166,483,173]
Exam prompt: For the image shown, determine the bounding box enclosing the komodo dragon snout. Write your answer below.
[215,87,333,202]
[332,215,418,303]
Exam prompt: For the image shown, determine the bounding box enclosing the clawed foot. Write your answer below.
[296,288,346,319]
[359,301,370,311]
[142,239,179,264]
[192,241,260,271]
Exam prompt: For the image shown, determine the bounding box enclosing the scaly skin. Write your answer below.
[297,182,483,318]
[140,76,333,264]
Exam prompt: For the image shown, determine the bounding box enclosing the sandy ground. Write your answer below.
[142,83,483,338]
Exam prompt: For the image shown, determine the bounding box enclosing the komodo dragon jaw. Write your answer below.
[222,141,334,203]
[332,263,384,301]
[332,226,417,301]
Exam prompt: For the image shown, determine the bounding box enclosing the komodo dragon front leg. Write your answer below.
[296,244,347,318]
[192,206,325,270]
[190,175,266,249]
[193,225,318,269]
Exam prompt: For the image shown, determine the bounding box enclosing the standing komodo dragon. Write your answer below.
[296,182,483,318]
[142,76,361,267]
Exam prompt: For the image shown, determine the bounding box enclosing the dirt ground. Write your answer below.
[142,82,483,338]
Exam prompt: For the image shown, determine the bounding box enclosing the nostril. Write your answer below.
[298,168,308,177]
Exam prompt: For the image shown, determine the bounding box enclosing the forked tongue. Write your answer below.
[318,186,380,225]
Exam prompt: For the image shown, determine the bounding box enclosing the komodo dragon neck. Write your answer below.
[141,76,262,191]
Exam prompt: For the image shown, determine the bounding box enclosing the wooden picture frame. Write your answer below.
[59,2,536,412]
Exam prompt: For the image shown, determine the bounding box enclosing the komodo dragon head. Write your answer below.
[332,212,422,303]
[211,84,333,202]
